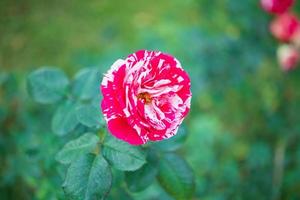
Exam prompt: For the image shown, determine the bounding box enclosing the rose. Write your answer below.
[277,44,300,71]
[260,0,294,14]
[100,50,191,145]
[270,13,300,42]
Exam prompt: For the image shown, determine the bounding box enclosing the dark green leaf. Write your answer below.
[125,148,159,192]
[157,153,195,200]
[56,133,100,164]
[72,68,100,101]
[108,187,133,200]
[63,153,112,200]
[102,135,146,171]
[27,67,69,104]
[76,104,104,128]
[52,100,79,136]
[91,94,102,108]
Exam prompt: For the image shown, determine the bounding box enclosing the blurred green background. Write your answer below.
[1,0,300,199]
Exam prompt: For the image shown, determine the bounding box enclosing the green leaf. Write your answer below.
[76,104,104,128]
[107,188,133,200]
[153,125,188,152]
[157,153,195,200]
[125,168,156,192]
[56,133,100,164]
[91,94,102,108]
[125,150,158,192]
[72,68,100,101]
[27,67,69,104]
[102,135,146,171]
[63,153,112,200]
[52,100,79,136]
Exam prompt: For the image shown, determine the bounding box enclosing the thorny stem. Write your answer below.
[98,128,107,143]
[93,128,107,155]
[93,143,101,155]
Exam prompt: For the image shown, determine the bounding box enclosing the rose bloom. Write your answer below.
[277,44,300,71]
[260,0,294,14]
[270,13,300,42]
[100,50,191,145]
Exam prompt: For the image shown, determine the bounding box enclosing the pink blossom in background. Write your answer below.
[277,44,300,71]
[291,27,300,47]
[270,13,300,42]
[261,0,294,14]
[100,50,191,145]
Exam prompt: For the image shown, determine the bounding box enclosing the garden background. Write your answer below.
[1,0,300,199]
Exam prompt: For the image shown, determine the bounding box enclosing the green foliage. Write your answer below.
[72,68,100,101]
[76,105,104,128]
[52,100,79,136]
[102,135,146,171]
[27,67,69,104]
[157,153,195,200]
[125,162,158,193]
[56,133,100,164]
[125,149,159,192]
[63,153,112,200]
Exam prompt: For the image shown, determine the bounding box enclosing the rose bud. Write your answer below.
[260,0,294,14]
[100,50,192,145]
[270,13,300,42]
[277,44,300,71]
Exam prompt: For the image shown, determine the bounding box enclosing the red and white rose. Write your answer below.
[100,50,191,145]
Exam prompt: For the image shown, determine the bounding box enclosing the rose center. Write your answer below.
[137,92,152,104]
